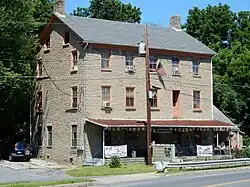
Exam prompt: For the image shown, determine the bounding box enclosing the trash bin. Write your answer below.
[131,150,136,158]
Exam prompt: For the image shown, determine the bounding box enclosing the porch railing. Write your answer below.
[175,146,231,157]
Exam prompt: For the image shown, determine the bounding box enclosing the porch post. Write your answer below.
[237,131,240,148]
[216,132,219,147]
[102,128,105,165]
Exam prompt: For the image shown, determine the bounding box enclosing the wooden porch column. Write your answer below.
[216,132,219,147]
[102,128,105,165]
[237,131,240,148]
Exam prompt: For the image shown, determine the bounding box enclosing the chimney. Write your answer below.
[54,0,65,16]
[170,16,181,30]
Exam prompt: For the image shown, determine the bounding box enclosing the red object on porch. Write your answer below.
[87,118,234,128]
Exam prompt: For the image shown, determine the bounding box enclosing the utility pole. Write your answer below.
[145,24,152,165]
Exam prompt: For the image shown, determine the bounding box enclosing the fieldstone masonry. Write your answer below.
[34,15,213,165]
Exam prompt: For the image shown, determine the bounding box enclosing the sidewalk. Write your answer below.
[43,172,163,187]
[89,172,163,185]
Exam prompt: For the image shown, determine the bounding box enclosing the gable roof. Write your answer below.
[53,13,216,55]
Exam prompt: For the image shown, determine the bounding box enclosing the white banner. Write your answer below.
[197,145,213,156]
[104,145,127,158]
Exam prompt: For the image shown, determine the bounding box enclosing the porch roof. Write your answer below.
[86,118,234,128]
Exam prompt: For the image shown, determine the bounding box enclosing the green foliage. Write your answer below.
[185,4,250,134]
[71,0,142,23]
[109,156,122,168]
[0,0,53,147]
[243,147,250,158]
[243,136,250,146]
[231,148,244,158]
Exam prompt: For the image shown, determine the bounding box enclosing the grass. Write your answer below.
[0,179,91,187]
[66,164,155,177]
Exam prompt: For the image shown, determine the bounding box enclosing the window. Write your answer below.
[101,50,111,69]
[192,60,200,75]
[172,57,180,74]
[150,56,157,71]
[72,86,77,108]
[37,60,42,77]
[193,91,201,109]
[47,126,52,147]
[45,36,50,49]
[126,87,135,107]
[72,125,77,147]
[37,126,42,146]
[172,90,180,107]
[150,89,158,107]
[64,32,70,44]
[36,91,42,111]
[102,86,111,105]
[72,51,78,68]
[125,55,134,66]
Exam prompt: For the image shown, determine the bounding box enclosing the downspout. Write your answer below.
[83,43,88,159]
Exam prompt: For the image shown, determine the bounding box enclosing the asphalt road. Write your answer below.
[0,159,73,183]
[94,168,250,187]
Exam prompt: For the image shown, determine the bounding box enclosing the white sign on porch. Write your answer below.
[196,145,213,156]
[104,145,127,158]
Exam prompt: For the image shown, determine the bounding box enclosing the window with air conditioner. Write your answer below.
[125,55,135,72]
[150,56,158,71]
[149,89,158,107]
[172,57,180,75]
[101,86,111,107]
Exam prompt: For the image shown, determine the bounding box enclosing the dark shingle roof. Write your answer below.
[55,13,216,55]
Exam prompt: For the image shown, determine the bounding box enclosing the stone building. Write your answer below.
[32,0,240,165]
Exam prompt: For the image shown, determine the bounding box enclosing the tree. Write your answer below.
[184,4,250,134]
[71,0,142,23]
[0,0,54,151]
[183,4,236,52]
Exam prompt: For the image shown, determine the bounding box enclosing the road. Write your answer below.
[0,159,73,183]
[92,168,250,187]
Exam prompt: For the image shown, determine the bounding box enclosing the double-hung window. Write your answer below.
[126,87,135,107]
[193,91,201,109]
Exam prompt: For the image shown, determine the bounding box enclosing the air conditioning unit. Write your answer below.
[126,65,136,72]
[102,101,110,108]
[172,67,180,75]
[72,65,78,71]
[77,145,84,150]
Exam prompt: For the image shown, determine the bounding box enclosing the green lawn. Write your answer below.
[0,179,91,187]
[67,164,155,177]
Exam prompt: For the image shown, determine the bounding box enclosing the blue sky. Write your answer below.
[65,0,250,27]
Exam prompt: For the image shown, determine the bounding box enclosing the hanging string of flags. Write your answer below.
[106,127,230,132]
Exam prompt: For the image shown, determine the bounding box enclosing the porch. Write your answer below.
[85,119,236,164]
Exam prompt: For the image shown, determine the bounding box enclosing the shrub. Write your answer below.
[231,148,244,158]
[109,156,121,168]
[243,147,250,158]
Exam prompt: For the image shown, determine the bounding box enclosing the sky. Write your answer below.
[65,0,250,27]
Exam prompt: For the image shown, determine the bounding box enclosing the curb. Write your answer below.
[164,166,250,177]
[41,181,95,187]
